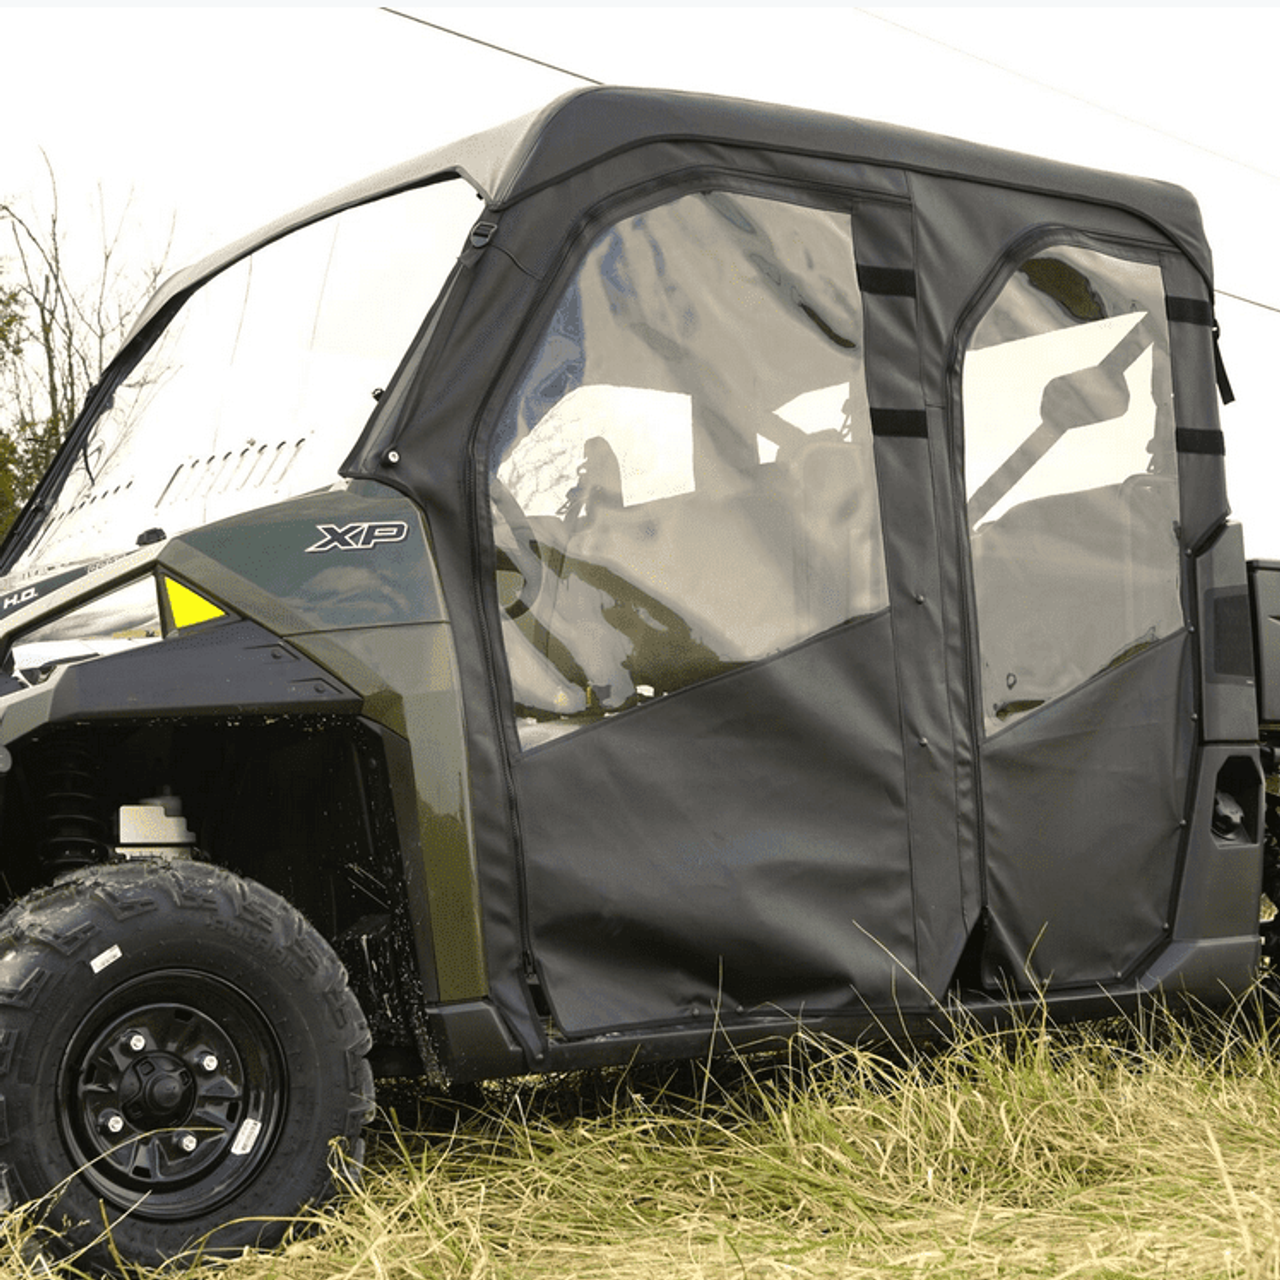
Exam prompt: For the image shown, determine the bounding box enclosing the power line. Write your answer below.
[381,7,1277,187]
[378,8,1280,320]
[853,13,1280,319]
[856,9,1280,185]
[1218,289,1280,318]
[378,10,602,86]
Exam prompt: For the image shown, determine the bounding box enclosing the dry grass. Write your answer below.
[9,997,1280,1280]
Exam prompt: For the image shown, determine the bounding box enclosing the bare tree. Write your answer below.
[0,156,174,535]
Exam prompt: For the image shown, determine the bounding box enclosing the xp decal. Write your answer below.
[306,521,410,552]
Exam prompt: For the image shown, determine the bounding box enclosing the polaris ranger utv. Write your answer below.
[0,85,1268,1270]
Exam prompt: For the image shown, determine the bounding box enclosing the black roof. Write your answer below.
[130,86,1212,341]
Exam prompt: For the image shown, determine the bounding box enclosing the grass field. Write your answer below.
[8,999,1280,1280]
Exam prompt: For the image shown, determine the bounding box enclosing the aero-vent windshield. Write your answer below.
[4,178,477,583]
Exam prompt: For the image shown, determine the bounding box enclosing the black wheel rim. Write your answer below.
[58,970,287,1219]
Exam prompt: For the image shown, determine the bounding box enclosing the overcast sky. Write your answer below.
[3,6,1279,550]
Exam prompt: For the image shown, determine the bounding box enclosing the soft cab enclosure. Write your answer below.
[343,86,1252,1053]
[0,84,1265,1267]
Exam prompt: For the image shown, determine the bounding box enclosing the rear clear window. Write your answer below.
[963,245,1183,733]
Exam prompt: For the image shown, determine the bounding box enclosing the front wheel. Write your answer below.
[0,859,373,1273]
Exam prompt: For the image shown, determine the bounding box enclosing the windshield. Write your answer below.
[5,177,478,582]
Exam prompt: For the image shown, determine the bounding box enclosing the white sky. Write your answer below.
[2,5,1279,550]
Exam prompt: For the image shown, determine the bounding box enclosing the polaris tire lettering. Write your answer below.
[306,521,409,553]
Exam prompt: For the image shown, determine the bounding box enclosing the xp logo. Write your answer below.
[306,521,410,553]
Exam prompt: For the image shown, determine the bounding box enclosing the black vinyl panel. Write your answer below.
[980,634,1193,987]
[514,614,914,1035]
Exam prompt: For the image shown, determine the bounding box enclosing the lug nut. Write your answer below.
[178,1133,197,1153]
[127,1034,146,1053]
[101,1112,125,1135]
[198,1054,218,1073]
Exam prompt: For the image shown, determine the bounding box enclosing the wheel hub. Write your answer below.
[59,972,285,1217]
[121,1051,195,1126]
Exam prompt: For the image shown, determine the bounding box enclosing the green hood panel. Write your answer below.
[160,484,445,636]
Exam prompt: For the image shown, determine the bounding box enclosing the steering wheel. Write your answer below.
[490,476,545,618]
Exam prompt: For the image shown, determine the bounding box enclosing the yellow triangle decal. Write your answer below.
[164,578,226,629]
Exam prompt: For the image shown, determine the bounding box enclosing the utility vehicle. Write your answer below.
[0,86,1270,1270]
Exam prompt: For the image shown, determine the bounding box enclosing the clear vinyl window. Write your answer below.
[490,190,888,747]
[963,244,1183,733]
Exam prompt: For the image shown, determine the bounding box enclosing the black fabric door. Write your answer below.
[485,187,952,1035]
[959,241,1193,987]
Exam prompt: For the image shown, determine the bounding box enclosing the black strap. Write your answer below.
[1166,295,1235,405]
[870,408,928,439]
[857,265,917,298]
[1212,319,1236,405]
[1166,296,1212,326]
[1175,428,1225,456]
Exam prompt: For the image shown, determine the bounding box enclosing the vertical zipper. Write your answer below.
[464,411,548,1045]
[943,317,991,929]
